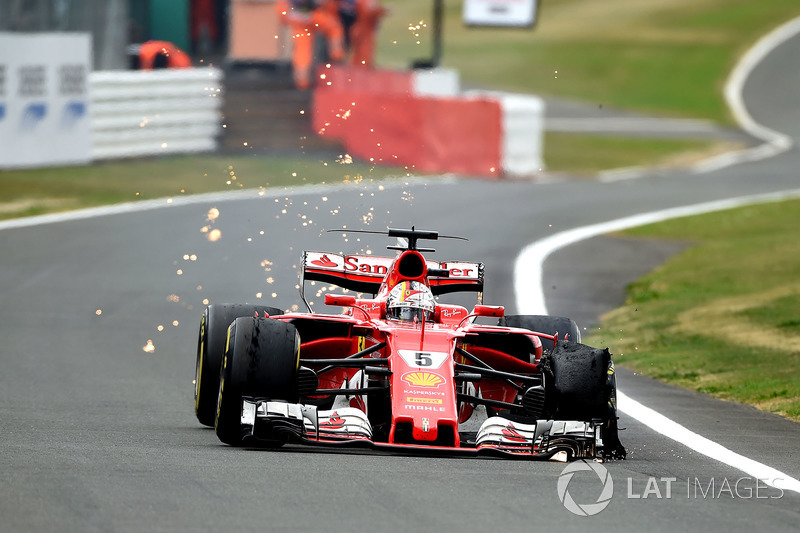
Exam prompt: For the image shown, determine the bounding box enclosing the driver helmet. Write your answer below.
[386,281,435,323]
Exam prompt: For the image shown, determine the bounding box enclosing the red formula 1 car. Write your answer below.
[193,228,625,460]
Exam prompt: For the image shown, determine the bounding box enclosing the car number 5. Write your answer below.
[415,352,432,367]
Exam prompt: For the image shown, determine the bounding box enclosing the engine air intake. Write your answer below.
[397,252,425,279]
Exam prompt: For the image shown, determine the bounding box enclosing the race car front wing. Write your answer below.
[240,399,605,460]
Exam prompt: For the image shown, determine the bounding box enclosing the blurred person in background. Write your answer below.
[276,0,345,89]
[131,40,192,70]
[191,0,219,55]
[336,0,386,67]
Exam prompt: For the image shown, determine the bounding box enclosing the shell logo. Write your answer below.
[402,371,444,388]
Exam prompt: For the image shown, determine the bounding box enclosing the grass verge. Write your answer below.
[377,0,800,123]
[0,154,408,221]
[583,198,800,421]
[544,134,722,175]
[0,136,724,221]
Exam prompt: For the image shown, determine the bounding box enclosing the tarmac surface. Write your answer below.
[2,22,800,533]
[545,96,755,142]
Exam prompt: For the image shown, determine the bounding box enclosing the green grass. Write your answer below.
[544,134,716,175]
[377,0,800,123]
[0,136,717,220]
[0,154,409,221]
[742,294,800,334]
[584,198,800,421]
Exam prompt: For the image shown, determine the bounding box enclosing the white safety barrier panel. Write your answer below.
[467,90,545,176]
[412,68,460,98]
[497,93,545,176]
[89,68,223,159]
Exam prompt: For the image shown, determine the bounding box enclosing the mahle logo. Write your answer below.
[557,461,614,516]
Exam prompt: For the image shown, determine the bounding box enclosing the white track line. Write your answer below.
[0,176,434,232]
[692,17,800,173]
[619,390,800,494]
[514,189,800,493]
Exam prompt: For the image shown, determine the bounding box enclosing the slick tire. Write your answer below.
[544,340,609,420]
[502,315,581,354]
[194,304,284,427]
[543,340,626,459]
[215,317,300,446]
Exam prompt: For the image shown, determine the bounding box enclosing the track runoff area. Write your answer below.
[516,15,800,495]
[514,190,800,495]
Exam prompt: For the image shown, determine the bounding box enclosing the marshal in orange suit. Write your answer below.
[276,0,345,89]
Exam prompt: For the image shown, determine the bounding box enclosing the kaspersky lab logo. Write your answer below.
[557,461,614,516]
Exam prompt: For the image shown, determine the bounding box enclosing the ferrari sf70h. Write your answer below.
[194,228,625,460]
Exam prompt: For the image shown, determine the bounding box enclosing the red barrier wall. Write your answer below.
[313,67,502,177]
[318,65,413,95]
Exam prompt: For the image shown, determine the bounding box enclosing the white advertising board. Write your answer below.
[463,0,539,28]
[0,33,92,168]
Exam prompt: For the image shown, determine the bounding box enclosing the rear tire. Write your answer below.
[215,317,300,446]
[194,304,283,427]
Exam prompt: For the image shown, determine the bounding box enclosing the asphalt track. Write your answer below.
[3,31,800,533]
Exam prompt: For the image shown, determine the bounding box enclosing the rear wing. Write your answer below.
[301,251,484,306]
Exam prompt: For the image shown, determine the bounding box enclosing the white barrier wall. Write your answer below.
[496,93,545,176]
[467,90,545,176]
[0,32,92,168]
[412,68,460,98]
[90,68,223,160]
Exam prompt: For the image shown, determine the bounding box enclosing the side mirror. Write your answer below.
[473,305,504,318]
[325,294,357,307]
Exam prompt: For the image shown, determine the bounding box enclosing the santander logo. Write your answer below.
[311,254,337,268]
